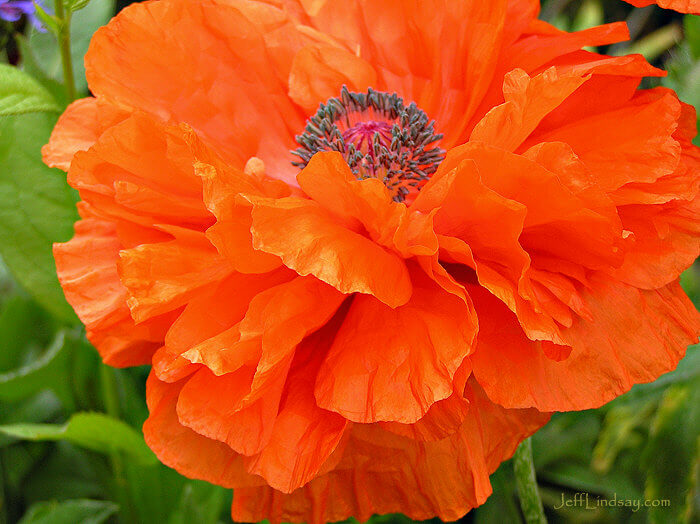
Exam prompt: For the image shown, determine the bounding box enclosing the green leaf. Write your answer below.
[0,412,157,465]
[32,2,62,36]
[18,499,117,524]
[0,331,75,409]
[0,113,79,322]
[22,442,107,503]
[532,412,601,469]
[592,401,656,474]
[538,462,642,501]
[166,480,228,524]
[642,382,700,524]
[0,294,56,372]
[684,14,700,59]
[64,0,91,12]
[16,34,69,109]
[0,65,60,116]
[28,0,116,95]
[473,463,523,524]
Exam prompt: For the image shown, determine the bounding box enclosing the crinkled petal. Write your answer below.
[296,0,513,147]
[289,43,377,113]
[118,227,231,323]
[244,193,412,308]
[54,215,170,366]
[176,365,284,456]
[470,68,588,152]
[530,88,682,192]
[244,325,349,493]
[85,0,315,181]
[624,0,700,14]
[471,277,700,411]
[315,267,477,424]
[42,98,127,170]
[232,385,548,524]
[143,371,265,489]
[297,152,439,257]
[66,113,212,229]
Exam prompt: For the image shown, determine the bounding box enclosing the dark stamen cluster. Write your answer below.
[292,86,445,202]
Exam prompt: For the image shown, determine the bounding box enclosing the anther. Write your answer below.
[291,86,445,202]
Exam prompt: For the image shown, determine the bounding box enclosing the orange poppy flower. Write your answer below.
[45,1,700,522]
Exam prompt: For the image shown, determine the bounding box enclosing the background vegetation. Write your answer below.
[0,1,697,523]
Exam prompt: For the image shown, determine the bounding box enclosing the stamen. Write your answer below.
[292,86,445,202]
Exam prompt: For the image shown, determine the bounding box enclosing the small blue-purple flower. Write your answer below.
[0,1,46,31]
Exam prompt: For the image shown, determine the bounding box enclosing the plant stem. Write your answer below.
[100,366,136,523]
[514,438,547,524]
[53,0,75,102]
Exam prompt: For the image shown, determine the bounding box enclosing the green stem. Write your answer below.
[100,366,136,523]
[514,438,547,524]
[53,0,75,102]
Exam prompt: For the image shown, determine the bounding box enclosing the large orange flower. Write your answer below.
[45,1,700,522]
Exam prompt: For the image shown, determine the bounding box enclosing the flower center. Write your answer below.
[292,86,445,202]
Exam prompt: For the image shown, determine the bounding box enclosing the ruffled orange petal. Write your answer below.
[503,23,630,74]
[117,227,231,323]
[153,269,294,382]
[184,276,345,383]
[289,43,377,114]
[470,68,588,152]
[176,365,284,456]
[143,371,266,489]
[197,159,289,274]
[470,277,700,411]
[611,197,700,289]
[243,194,412,308]
[295,0,514,146]
[605,98,700,288]
[42,98,127,170]
[380,360,472,441]
[297,152,439,257]
[173,277,344,458]
[66,114,212,229]
[54,215,172,366]
[315,267,477,424]
[530,88,682,192]
[232,386,548,524]
[244,325,348,493]
[85,0,316,182]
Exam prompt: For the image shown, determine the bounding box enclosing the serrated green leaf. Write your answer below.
[0,412,157,465]
[18,499,117,524]
[28,0,116,95]
[0,113,79,322]
[0,65,60,116]
[642,382,700,524]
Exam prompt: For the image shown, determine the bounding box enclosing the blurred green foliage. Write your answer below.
[0,1,698,523]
